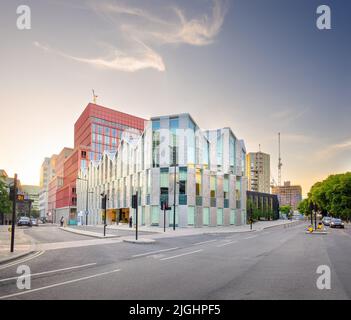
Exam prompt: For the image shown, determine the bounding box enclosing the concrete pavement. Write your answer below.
[59,219,303,240]
[0,226,36,264]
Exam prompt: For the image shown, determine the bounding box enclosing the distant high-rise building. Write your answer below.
[21,185,41,215]
[271,181,302,211]
[246,151,270,194]
[38,155,57,217]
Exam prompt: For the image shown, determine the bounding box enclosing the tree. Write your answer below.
[298,198,312,216]
[280,205,292,215]
[307,172,351,221]
[0,177,11,216]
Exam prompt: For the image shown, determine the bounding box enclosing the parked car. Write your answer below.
[17,217,32,227]
[322,216,332,226]
[31,218,39,226]
[330,218,345,229]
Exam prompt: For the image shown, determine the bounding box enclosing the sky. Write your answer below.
[0,0,350,196]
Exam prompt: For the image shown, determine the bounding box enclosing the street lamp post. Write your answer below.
[10,174,17,253]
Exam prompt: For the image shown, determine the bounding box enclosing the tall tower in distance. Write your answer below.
[278,132,282,186]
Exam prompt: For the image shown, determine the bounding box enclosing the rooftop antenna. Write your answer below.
[278,132,282,186]
[92,89,98,104]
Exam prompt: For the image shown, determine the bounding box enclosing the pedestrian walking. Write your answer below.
[60,216,64,227]
[129,216,133,228]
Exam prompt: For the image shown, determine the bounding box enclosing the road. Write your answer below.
[0,223,351,300]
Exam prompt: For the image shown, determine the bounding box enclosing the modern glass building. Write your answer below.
[77,113,247,228]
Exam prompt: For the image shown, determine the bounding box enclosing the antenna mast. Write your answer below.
[278,132,282,186]
[92,89,98,104]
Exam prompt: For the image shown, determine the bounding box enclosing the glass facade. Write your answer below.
[152,120,160,168]
[230,134,236,168]
[203,208,210,225]
[217,208,223,225]
[187,119,196,165]
[217,130,223,169]
[188,206,195,225]
[170,117,179,165]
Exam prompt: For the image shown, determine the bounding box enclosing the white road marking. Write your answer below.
[0,263,97,283]
[216,240,238,247]
[191,239,217,246]
[0,251,45,271]
[160,249,203,261]
[0,269,121,300]
[132,247,179,258]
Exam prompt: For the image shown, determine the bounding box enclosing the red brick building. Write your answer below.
[54,103,146,223]
[48,147,73,222]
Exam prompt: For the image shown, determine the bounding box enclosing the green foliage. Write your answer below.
[307,172,351,220]
[280,205,292,215]
[298,198,312,216]
[0,177,11,214]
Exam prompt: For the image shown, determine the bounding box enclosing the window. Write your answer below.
[217,130,223,168]
[203,139,210,167]
[105,127,110,136]
[230,134,236,168]
[152,122,160,168]
[105,136,110,145]
[179,167,187,194]
[217,208,223,225]
[210,175,216,198]
[81,151,87,158]
[196,168,202,196]
[203,208,210,226]
[188,206,195,225]
[160,168,169,205]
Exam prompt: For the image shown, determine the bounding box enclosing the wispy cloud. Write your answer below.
[270,107,309,124]
[315,138,351,160]
[34,40,165,72]
[34,0,228,72]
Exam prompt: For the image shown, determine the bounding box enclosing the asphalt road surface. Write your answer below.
[1,223,351,300]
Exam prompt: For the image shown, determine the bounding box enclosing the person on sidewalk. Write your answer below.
[60,216,64,227]
[129,216,133,228]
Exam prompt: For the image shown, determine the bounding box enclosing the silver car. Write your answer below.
[330,218,345,229]
[322,217,332,226]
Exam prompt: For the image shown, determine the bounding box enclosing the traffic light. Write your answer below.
[9,186,18,201]
[132,195,137,209]
[101,195,107,210]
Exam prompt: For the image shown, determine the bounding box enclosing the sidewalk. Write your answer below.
[0,225,36,264]
[60,219,303,241]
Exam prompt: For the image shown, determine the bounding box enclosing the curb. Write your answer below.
[305,231,328,235]
[123,238,156,244]
[0,250,36,266]
[59,227,120,239]
[260,220,303,231]
[203,229,256,235]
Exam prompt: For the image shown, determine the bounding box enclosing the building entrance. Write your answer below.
[117,208,130,223]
